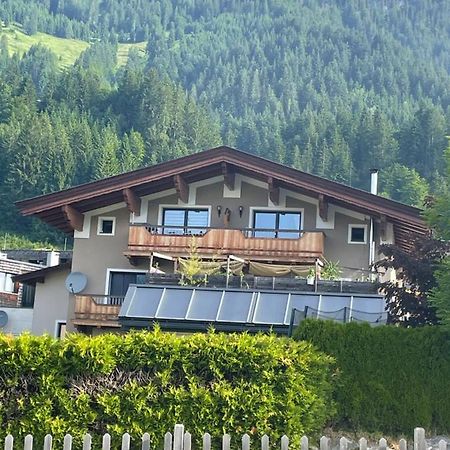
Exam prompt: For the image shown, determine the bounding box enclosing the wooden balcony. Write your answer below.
[127,225,324,262]
[72,295,124,328]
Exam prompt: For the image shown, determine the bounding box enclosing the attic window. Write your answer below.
[98,217,116,236]
[348,224,367,244]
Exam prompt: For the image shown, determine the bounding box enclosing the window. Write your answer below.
[253,211,302,238]
[162,208,209,235]
[97,217,116,236]
[55,321,66,339]
[109,271,147,296]
[0,272,15,293]
[21,284,36,308]
[348,224,367,244]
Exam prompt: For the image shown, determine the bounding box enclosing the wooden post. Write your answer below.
[102,434,111,450]
[122,434,131,450]
[301,436,308,450]
[142,433,151,450]
[173,425,184,450]
[261,435,269,450]
[320,436,330,450]
[164,433,172,450]
[242,434,250,450]
[226,255,230,288]
[63,434,73,450]
[24,435,33,450]
[358,438,367,450]
[379,438,387,450]
[281,435,289,450]
[438,440,447,450]
[399,439,407,450]
[183,433,191,450]
[414,428,426,450]
[339,437,347,450]
[203,433,211,450]
[44,435,52,450]
[83,434,92,450]
[223,434,231,450]
[4,435,13,450]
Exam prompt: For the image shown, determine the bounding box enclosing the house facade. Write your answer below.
[16,146,427,335]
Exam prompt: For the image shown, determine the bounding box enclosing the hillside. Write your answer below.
[0,24,146,67]
[0,1,449,244]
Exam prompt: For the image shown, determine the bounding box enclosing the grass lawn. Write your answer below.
[0,23,146,68]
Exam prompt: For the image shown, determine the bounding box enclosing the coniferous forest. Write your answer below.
[0,0,449,243]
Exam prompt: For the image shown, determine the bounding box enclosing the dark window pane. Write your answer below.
[254,212,277,237]
[100,219,114,234]
[21,284,36,308]
[156,289,191,319]
[351,227,366,243]
[110,272,146,296]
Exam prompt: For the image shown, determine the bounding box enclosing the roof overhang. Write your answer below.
[15,146,428,249]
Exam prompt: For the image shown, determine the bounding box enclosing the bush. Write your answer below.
[294,320,450,434]
[0,329,334,447]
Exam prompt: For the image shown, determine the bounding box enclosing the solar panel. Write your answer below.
[319,295,350,312]
[285,294,320,324]
[217,291,254,323]
[186,289,222,321]
[253,292,289,324]
[123,286,164,318]
[156,288,192,319]
[352,296,384,314]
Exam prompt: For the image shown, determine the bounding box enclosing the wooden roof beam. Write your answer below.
[318,194,328,221]
[123,188,141,214]
[61,205,84,232]
[174,174,189,203]
[222,162,235,190]
[268,177,280,205]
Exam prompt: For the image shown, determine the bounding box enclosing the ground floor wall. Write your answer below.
[0,307,33,335]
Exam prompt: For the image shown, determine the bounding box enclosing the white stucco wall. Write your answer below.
[0,307,33,335]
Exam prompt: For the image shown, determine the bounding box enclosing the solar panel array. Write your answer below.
[119,285,386,328]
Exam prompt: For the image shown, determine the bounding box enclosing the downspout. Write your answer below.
[369,169,378,279]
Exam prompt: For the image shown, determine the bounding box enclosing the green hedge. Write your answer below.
[0,329,334,447]
[294,320,450,434]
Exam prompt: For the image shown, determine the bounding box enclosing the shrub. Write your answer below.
[0,329,334,447]
[294,320,450,434]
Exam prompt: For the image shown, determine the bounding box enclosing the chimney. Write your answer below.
[0,252,7,260]
[46,251,60,267]
[370,169,379,195]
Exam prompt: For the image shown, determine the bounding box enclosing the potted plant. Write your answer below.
[321,260,341,280]
[306,267,316,285]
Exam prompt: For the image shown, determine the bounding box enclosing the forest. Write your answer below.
[0,0,449,244]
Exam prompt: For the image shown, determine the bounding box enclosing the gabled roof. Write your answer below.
[16,146,427,250]
[12,262,71,284]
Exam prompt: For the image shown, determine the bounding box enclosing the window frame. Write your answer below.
[158,205,211,234]
[348,224,368,244]
[105,268,149,296]
[97,216,116,236]
[250,208,304,238]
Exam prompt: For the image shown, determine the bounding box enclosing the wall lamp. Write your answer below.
[239,205,244,217]
[217,205,222,217]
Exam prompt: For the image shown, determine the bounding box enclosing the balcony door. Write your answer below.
[109,271,147,297]
[162,208,209,235]
[253,210,302,238]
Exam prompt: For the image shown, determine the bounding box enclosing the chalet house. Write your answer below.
[15,146,427,336]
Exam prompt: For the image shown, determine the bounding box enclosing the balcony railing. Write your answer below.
[127,224,325,262]
[72,295,125,328]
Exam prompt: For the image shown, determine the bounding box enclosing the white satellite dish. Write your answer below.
[65,272,88,294]
[0,311,8,328]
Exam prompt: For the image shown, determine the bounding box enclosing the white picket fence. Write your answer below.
[2,425,448,450]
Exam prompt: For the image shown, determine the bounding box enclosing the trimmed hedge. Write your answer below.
[294,320,450,434]
[0,329,334,447]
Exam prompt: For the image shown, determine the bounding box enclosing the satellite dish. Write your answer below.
[0,311,8,328]
[65,272,88,294]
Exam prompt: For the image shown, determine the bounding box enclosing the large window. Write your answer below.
[253,211,302,238]
[109,271,147,297]
[162,208,209,235]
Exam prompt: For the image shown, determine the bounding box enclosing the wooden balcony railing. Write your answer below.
[127,224,324,262]
[72,295,125,328]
